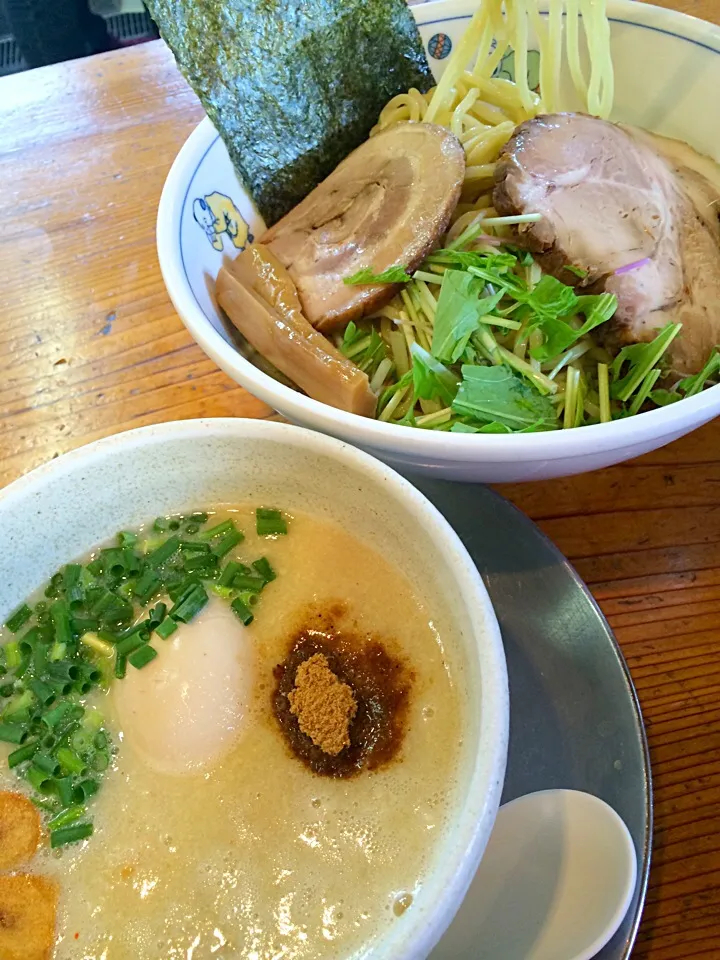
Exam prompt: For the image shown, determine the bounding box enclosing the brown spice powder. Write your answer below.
[287,653,358,755]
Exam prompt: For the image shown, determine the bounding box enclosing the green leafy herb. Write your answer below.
[431,270,503,364]
[452,365,557,430]
[522,275,579,321]
[339,321,365,356]
[146,0,432,225]
[676,348,720,397]
[610,323,682,402]
[345,265,412,285]
[648,388,682,407]
[529,292,617,362]
[410,343,460,407]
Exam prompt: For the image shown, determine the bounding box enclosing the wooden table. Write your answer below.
[0,3,718,956]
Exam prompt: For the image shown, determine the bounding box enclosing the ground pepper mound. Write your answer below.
[273,605,413,778]
[288,653,358,755]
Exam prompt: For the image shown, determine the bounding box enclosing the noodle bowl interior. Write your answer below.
[0,507,465,959]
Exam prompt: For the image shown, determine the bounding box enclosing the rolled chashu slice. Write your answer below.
[493,113,720,377]
[216,244,376,417]
[262,122,466,332]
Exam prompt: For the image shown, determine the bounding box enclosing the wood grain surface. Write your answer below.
[0,3,719,957]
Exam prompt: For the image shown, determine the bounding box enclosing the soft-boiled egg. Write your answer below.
[112,597,254,775]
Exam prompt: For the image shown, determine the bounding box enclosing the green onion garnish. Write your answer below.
[56,746,87,777]
[252,558,276,583]
[56,777,75,808]
[48,804,86,831]
[197,519,236,542]
[231,596,254,626]
[8,739,38,768]
[155,617,178,640]
[114,653,127,680]
[211,530,244,558]
[4,604,32,633]
[28,679,55,707]
[0,722,29,745]
[233,574,265,594]
[146,535,181,568]
[256,509,288,537]
[133,569,162,604]
[128,645,158,670]
[115,633,147,657]
[50,822,93,848]
[169,584,208,624]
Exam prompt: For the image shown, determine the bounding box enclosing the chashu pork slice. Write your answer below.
[261,122,466,333]
[216,244,376,417]
[493,113,720,376]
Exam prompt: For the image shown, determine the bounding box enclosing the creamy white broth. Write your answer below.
[0,507,464,960]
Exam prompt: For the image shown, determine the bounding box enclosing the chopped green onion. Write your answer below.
[146,535,180,568]
[80,633,115,658]
[233,574,265,593]
[32,752,61,776]
[50,822,93,848]
[210,585,234,600]
[8,739,38,768]
[49,600,73,647]
[46,661,80,684]
[210,530,244,558]
[128,644,158,670]
[231,596,254,626]
[197,519,236,542]
[42,701,75,729]
[179,540,211,554]
[256,509,288,537]
[118,530,138,548]
[155,617,178,640]
[218,561,245,588]
[148,603,167,627]
[133,569,162,604]
[4,604,32,634]
[170,584,208,624]
[56,746,87,777]
[4,641,21,670]
[28,679,55,707]
[71,616,99,637]
[3,689,35,719]
[26,765,55,793]
[0,722,29,744]
[73,778,99,802]
[56,777,75,808]
[115,633,147,657]
[48,805,86,831]
[114,653,127,680]
[252,558,276,583]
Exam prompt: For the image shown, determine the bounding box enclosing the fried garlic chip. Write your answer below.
[0,874,58,960]
[0,792,40,870]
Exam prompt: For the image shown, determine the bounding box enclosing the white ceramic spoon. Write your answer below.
[430,789,638,960]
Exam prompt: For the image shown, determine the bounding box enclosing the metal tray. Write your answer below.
[404,478,652,960]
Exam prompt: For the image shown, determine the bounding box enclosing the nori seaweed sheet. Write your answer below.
[146,0,433,225]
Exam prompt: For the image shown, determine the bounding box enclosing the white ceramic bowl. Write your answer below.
[0,418,508,960]
[157,0,720,482]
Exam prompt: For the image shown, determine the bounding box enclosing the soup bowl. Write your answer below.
[156,0,720,482]
[0,417,508,959]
